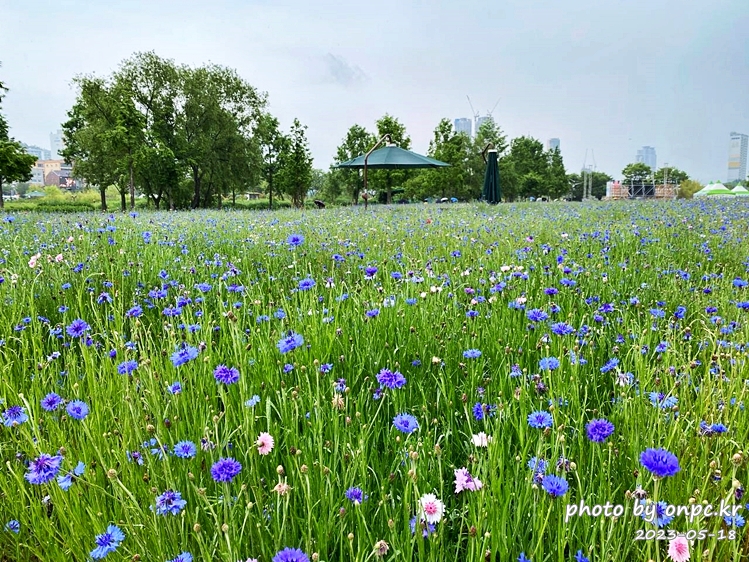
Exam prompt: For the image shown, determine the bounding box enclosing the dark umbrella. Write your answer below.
[481,144,500,204]
[335,134,449,206]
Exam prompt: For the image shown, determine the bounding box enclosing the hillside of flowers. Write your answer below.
[1,201,749,562]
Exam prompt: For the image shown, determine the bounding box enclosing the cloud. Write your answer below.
[322,53,367,87]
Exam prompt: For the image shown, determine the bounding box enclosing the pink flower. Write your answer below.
[471,432,492,447]
[668,535,690,562]
[454,467,483,494]
[418,493,444,524]
[256,432,274,455]
[55,254,64,263]
[28,253,41,268]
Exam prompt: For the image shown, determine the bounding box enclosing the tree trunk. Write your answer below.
[129,158,135,210]
[191,167,201,209]
[0,177,4,210]
[120,187,126,212]
[99,185,107,211]
[168,190,174,211]
[268,174,273,210]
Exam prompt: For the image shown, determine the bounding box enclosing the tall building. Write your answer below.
[22,143,51,160]
[636,146,657,170]
[475,115,492,134]
[728,132,748,182]
[50,129,65,160]
[547,138,560,152]
[454,118,472,138]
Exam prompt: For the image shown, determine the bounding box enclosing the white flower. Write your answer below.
[471,432,492,447]
[419,493,444,524]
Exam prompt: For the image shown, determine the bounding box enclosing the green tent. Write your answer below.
[481,149,500,203]
[336,145,449,169]
[732,184,749,196]
[693,182,735,198]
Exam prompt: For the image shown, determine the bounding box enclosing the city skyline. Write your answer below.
[1,0,747,184]
[728,131,748,183]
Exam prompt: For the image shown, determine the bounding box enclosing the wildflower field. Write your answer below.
[2,201,749,562]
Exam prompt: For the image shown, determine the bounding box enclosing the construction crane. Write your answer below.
[466,96,480,137]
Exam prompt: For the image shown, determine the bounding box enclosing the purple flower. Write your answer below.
[586,418,615,443]
[2,405,28,427]
[277,332,304,354]
[213,365,240,385]
[393,413,419,434]
[345,486,368,505]
[376,368,407,389]
[24,453,63,485]
[153,489,187,515]
[210,457,242,482]
[364,266,378,278]
[526,309,548,322]
[66,318,90,338]
[5,520,20,534]
[66,400,89,421]
[640,448,680,478]
[273,548,310,562]
[541,474,569,497]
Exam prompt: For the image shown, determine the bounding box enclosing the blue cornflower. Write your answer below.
[410,515,436,537]
[57,461,85,491]
[640,448,680,478]
[90,525,125,559]
[345,486,368,505]
[600,358,619,373]
[2,405,28,427]
[153,489,187,516]
[528,456,547,474]
[66,400,89,421]
[117,360,138,375]
[245,395,261,407]
[463,349,482,359]
[364,266,378,278]
[173,441,197,459]
[66,318,90,338]
[541,474,569,497]
[210,457,242,482]
[639,500,673,527]
[574,550,590,562]
[194,283,211,293]
[320,363,333,374]
[586,418,615,443]
[167,553,193,562]
[5,520,20,534]
[298,278,316,291]
[517,553,532,562]
[25,453,63,485]
[393,413,419,434]
[287,234,304,247]
[527,410,553,429]
[725,514,745,527]
[171,345,199,367]
[539,357,560,371]
[278,332,304,353]
[283,363,294,373]
[97,292,112,304]
[526,309,548,322]
[214,365,240,385]
[274,309,286,319]
[167,382,182,395]
[648,392,678,409]
[655,341,668,353]
[365,308,380,318]
[334,378,347,392]
[377,368,407,389]
[273,548,310,562]
[472,402,486,421]
[551,322,575,336]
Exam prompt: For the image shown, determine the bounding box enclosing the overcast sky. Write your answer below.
[1,0,748,183]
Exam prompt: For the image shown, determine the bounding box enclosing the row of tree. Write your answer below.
[59,52,314,210]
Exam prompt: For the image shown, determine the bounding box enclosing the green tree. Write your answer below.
[656,166,688,186]
[370,114,411,204]
[257,114,289,209]
[677,179,703,199]
[464,118,509,197]
[277,118,313,208]
[622,162,653,185]
[567,171,612,200]
[505,136,548,199]
[328,124,375,204]
[0,74,41,209]
[545,148,568,199]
